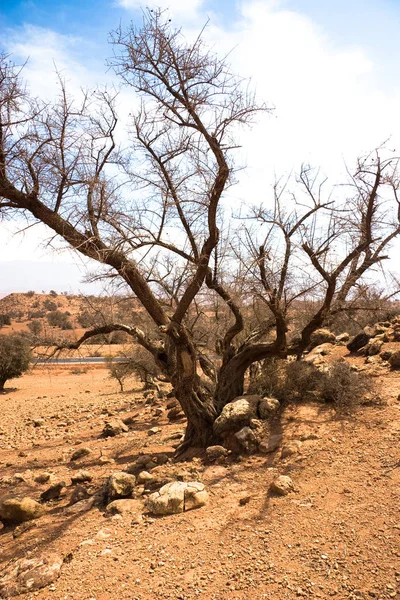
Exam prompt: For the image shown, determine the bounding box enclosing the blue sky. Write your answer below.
[1,0,400,294]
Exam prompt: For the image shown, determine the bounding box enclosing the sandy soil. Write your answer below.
[0,361,399,600]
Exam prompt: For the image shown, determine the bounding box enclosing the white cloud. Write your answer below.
[117,0,204,21]
[4,26,96,99]
[2,0,400,285]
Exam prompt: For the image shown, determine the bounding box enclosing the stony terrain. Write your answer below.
[0,337,399,600]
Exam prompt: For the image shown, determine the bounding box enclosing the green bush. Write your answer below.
[0,314,11,328]
[0,334,31,390]
[27,320,42,336]
[46,310,72,329]
[44,300,57,312]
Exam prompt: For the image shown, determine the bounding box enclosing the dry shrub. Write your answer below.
[249,358,377,411]
[106,345,160,392]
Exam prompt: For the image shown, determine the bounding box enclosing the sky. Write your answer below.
[1,0,400,296]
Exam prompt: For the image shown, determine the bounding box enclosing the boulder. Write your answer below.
[281,441,302,458]
[102,419,129,438]
[258,397,280,419]
[213,395,261,437]
[148,427,160,436]
[34,472,51,485]
[71,470,92,484]
[136,471,155,485]
[270,475,294,496]
[380,350,393,362]
[347,332,371,353]
[0,497,45,526]
[259,433,282,454]
[309,329,336,349]
[167,406,185,421]
[105,499,143,516]
[147,481,208,515]
[105,472,136,502]
[389,350,400,369]
[365,339,384,356]
[205,445,228,462]
[232,426,259,454]
[0,553,63,598]
[336,332,350,343]
[40,482,65,502]
[69,486,90,505]
[70,447,91,462]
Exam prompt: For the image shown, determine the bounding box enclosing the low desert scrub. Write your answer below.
[70,367,88,375]
[106,346,161,392]
[249,358,377,411]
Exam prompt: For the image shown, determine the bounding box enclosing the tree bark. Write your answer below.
[0,376,7,391]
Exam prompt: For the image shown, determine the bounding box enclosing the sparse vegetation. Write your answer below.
[249,358,376,411]
[0,313,11,328]
[0,11,399,450]
[46,310,73,329]
[27,320,42,336]
[107,346,161,392]
[0,334,31,391]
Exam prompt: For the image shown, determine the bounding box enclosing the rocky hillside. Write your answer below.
[0,292,141,341]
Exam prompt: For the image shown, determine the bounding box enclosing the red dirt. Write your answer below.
[0,359,399,600]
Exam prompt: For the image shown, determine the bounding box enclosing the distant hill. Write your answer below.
[0,292,142,340]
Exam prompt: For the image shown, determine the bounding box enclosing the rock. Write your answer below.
[0,553,63,598]
[105,472,136,502]
[0,497,46,525]
[147,481,208,515]
[239,495,251,506]
[70,447,91,461]
[167,406,184,421]
[205,445,228,462]
[365,339,384,356]
[309,329,336,349]
[259,433,282,453]
[12,521,37,539]
[380,350,393,362]
[270,475,294,496]
[148,427,160,436]
[105,499,143,516]
[233,426,259,454]
[102,419,129,438]
[389,350,400,369]
[122,416,135,427]
[71,470,92,484]
[40,482,65,502]
[258,397,280,419]
[69,486,90,505]
[64,497,95,515]
[347,332,371,353]
[99,456,114,465]
[166,397,179,408]
[34,472,51,484]
[156,454,169,465]
[336,332,350,343]
[33,418,45,427]
[136,471,155,485]
[281,441,302,458]
[213,395,261,437]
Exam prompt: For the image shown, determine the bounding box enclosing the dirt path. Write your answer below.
[0,366,399,600]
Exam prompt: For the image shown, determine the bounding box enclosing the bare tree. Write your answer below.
[1,12,399,450]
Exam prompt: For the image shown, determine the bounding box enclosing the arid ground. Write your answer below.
[0,350,399,600]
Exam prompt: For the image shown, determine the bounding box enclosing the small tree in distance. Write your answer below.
[0,11,399,449]
[0,334,31,391]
